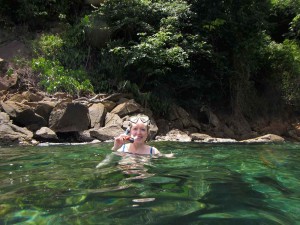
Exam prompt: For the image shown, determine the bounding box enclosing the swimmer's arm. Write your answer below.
[112,134,128,151]
[111,145,120,151]
[162,152,174,158]
[153,147,174,158]
[111,145,123,152]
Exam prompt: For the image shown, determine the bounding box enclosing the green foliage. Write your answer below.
[290,14,300,39]
[99,0,160,40]
[32,57,93,96]
[188,0,272,114]
[6,68,14,77]
[267,40,300,107]
[3,0,300,118]
[112,29,190,78]
[31,25,94,96]
[31,20,89,70]
[32,34,64,58]
[101,0,208,100]
[269,0,300,42]
[121,80,171,116]
[89,48,127,93]
[58,20,90,69]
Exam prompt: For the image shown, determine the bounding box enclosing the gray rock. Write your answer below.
[49,102,90,132]
[240,134,285,143]
[34,101,56,124]
[190,133,212,141]
[77,130,96,142]
[0,112,33,144]
[89,103,106,128]
[111,99,141,117]
[22,91,44,102]
[35,127,58,141]
[90,125,124,141]
[200,137,237,143]
[105,112,123,127]
[1,101,47,131]
[156,129,192,142]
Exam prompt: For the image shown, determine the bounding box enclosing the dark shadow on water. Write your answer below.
[254,176,294,195]
[150,169,296,225]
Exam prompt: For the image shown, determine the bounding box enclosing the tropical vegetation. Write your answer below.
[1,0,300,119]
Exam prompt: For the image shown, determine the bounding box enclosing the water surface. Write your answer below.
[0,142,299,225]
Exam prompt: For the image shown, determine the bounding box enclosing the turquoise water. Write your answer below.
[0,142,299,225]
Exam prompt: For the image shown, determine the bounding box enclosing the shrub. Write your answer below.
[32,57,93,96]
[267,39,300,107]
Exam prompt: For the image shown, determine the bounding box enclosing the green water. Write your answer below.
[0,142,299,225]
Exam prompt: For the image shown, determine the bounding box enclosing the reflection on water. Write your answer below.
[0,142,300,225]
[115,153,154,180]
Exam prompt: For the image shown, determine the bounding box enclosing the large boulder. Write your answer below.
[1,101,47,131]
[34,101,56,124]
[49,102,90,132]
[156,119,170,135]
[8,93,27,103]
[0,112,33,144]
[102,100,117,112]
[34,127,58,141]
[105,112,123,127]
[111,99,142,117]
[22,91,44,102]
[169,104,201,131]
[89,103,106,128]
[90,125,124,141]
[190,133,212,141]
[77,130,96,142]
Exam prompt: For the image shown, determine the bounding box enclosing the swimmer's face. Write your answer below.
[130,121,148,143]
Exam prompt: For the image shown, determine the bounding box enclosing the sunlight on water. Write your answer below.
[0,142,299,225]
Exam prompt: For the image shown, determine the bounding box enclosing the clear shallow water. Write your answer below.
[0,142,299,225]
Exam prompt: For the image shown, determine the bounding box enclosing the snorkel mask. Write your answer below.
[129,115,150,125]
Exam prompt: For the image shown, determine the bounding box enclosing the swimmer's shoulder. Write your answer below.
[151,146,160,155]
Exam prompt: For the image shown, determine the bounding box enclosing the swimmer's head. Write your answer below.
[128,114,151,130]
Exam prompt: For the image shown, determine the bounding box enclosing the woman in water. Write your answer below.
[111,114,160,155]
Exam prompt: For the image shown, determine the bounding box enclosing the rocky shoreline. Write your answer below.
[0,89,288,146]
[1,44,300,146]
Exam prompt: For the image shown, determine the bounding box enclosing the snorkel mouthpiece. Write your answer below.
[124,127,135,143]
[124,136,135,143]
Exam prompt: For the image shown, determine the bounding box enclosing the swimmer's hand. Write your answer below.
[163,153,174,158]
[154,152,174,158]
[111,134,136,150]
